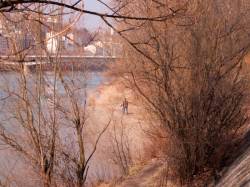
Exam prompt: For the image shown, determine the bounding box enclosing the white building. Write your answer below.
[46,32,58,54]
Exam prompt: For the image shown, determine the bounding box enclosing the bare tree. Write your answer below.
[0,11,59,187]
[109,0,250,184]
[54,71,111,186]
[0,7,111,187]
[108,118,132,175]
[1,0,250,186]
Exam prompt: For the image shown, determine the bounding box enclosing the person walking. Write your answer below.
[121,98,129,114]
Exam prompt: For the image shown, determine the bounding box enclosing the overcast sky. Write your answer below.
[83,0,110,30]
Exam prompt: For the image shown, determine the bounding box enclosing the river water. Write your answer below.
[0,71,119,186]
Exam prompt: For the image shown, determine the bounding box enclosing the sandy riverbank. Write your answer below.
[84,80,149,185]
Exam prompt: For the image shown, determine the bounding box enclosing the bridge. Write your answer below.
[0,54,121,73]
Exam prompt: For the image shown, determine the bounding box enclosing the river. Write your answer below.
[0,71,120,186]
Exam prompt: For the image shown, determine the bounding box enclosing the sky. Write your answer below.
[82,0,111,30]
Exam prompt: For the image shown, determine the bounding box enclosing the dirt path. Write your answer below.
[86,81,148,183]
[118,159,176,187]
[87,81,178,186]
[90,81,250,187]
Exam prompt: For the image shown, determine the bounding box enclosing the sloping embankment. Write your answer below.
[215,134,250,187]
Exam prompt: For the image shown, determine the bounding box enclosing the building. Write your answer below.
[0,35,9,55]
